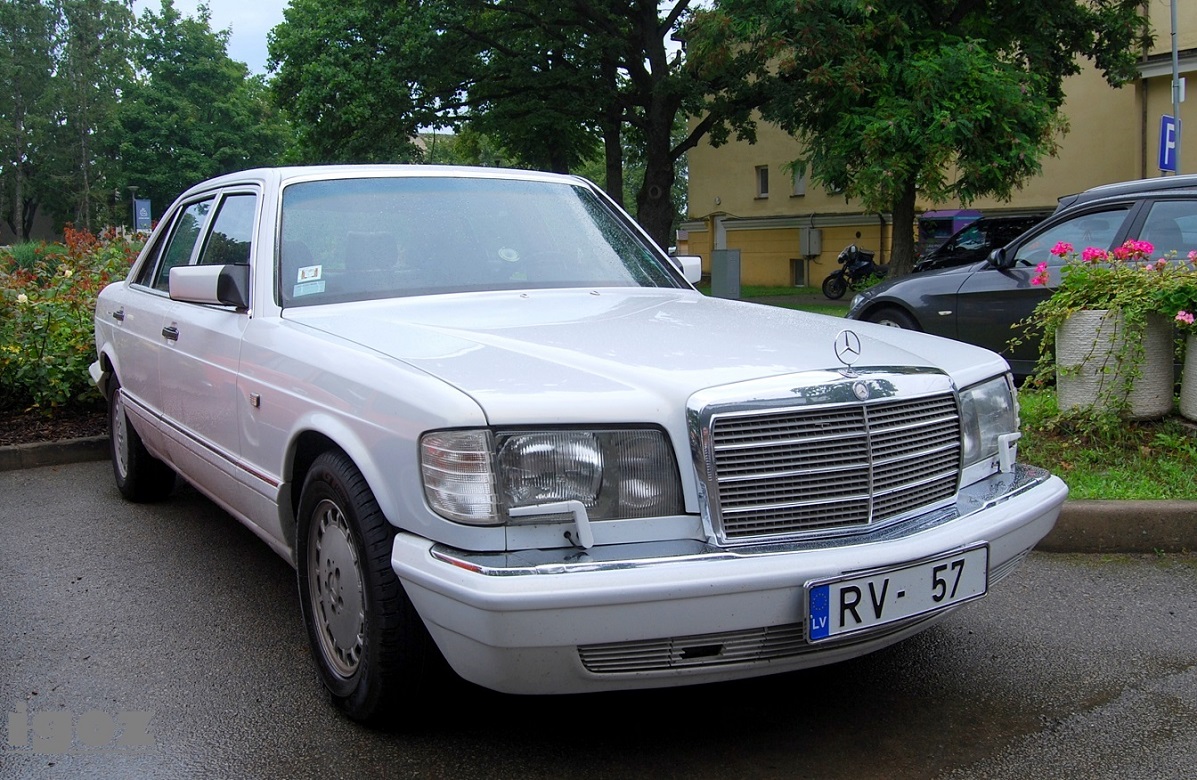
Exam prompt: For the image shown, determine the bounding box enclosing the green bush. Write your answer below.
[1,227,143,413]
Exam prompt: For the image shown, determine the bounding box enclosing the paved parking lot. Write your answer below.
[3,460,1196,779]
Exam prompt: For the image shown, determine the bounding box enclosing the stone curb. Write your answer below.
[1,436,1194,553]
[0,435,108,473]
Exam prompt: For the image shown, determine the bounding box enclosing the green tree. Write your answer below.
[0,0,133,238]
[0,0,57,240]
[116,0,289,211]
[45,0,135,231]
[693,0,1152,275]
[268,0,761,248]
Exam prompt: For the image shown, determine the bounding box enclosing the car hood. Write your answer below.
[283,288,1007,423]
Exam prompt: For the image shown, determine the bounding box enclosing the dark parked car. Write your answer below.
[914,214,1049,272]
[848,175,1197,375]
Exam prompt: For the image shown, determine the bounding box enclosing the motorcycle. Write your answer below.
[821,244,886,299]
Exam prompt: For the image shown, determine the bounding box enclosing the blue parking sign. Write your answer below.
[1160,115,1178,172]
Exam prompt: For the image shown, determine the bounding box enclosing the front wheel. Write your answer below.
[108,376,175,502]
[296,451,442,725]
[865,306,920,330]
[821,273,848,300]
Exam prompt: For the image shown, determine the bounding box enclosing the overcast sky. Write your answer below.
[131,0,290,75]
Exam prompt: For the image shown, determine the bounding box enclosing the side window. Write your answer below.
[153,199,215,291]
[198,194,257,266]
[1136,200,1197,258]
[1013,206,1132,266]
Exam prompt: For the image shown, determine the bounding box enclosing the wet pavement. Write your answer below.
[2,461,1196,779]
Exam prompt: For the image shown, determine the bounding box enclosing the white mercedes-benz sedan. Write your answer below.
[92,165,1067,724]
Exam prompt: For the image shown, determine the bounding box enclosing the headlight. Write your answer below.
[959,375,1020,475]
[420,427,683,525]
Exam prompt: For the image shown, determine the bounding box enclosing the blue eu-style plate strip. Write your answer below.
[809,584,830,640]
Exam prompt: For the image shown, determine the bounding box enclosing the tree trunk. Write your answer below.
[600,57,623,205]
[887,177,919,278]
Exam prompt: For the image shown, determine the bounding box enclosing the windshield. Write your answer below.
[278,176,683,306]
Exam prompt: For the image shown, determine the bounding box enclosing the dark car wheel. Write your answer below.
[866,306,920,330]
[108,376,175,502]
[296,451,443,725]
[822,274,848,300]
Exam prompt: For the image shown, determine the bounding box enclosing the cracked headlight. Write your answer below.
[960,374,1020,480]
[420,427,683,525]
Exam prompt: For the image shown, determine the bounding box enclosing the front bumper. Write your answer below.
[391,465,1067,694]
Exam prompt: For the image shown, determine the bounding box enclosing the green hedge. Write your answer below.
[1,228,143,413]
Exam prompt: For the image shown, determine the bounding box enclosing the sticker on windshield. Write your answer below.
[293,281,325,297]
[297,265,323,283]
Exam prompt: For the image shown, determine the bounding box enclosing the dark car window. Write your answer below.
[152,198,215,291]
[1136,200,1197,258]
[198,194,257,266]
[1012,206,1132,266]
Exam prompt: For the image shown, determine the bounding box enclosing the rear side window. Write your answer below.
[1136,200,1197,258]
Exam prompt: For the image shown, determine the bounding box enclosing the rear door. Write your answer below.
[105,195,217,456]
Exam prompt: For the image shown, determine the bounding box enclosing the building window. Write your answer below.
[792,170,806,196]
[755,166,769,198]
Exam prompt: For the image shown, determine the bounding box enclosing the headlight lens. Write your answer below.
[420,427,683,525]
[960,375,1019,469]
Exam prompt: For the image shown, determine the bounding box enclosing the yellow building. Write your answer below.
[682,0,1197,286]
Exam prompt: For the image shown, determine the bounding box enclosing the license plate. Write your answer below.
[806,545,989,643]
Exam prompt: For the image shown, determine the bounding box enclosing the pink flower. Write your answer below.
[1188,250,1197,264]
[1119,239,1154,259]
[1050,242,1074,258]
[1177,311,1196,326]
[1031,262,1049,286]
[1081,247,1107,263]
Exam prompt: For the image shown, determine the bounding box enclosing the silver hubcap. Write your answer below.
[113,392,130,480]
[308,498,365,678]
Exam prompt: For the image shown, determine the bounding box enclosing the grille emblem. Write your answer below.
[852,381,870,400]
[834,329,862,368]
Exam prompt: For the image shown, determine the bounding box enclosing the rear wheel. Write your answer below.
[865,306,920,330]
[296,451,442,725]
[821,273,848,300]
[108,376,175,502]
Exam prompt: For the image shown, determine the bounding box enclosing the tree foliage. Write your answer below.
[1,0,133,239]
[691,0,1153,275]
[116,0,289,211]
[268,0,761,247]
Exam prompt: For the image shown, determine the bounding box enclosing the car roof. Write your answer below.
[1057,174,1197,211]
[176,164,587,200]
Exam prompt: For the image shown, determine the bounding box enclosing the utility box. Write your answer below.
[800,227,822,257]
[711,249,741,299]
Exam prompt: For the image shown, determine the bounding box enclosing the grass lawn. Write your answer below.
[1016,389,1197,500]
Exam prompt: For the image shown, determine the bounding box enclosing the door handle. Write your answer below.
[162,325,180,341]
[111,308,125,322]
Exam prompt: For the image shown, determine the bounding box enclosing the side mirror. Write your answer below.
[987,247,1013,270]
[169,264,251,309]
[671,254,703,284]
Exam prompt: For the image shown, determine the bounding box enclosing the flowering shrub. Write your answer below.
[1018,238,1196,413]
[0,227,143,413]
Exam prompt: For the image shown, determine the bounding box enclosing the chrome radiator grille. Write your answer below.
[709,392,961,541]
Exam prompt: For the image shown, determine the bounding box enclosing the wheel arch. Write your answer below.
[855,300,924,331]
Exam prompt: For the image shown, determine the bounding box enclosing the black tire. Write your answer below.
[108,376,175,502]
[296,451,442,725]
[865,306,920,330]
[822,273,848,300]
